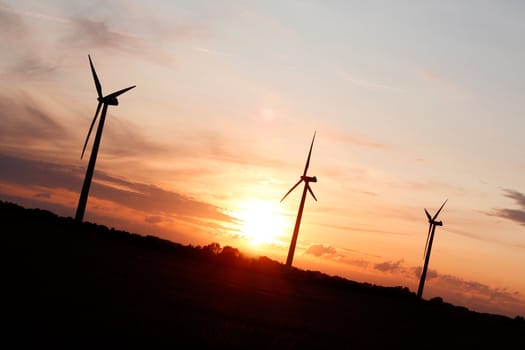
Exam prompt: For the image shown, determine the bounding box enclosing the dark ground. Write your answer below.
[2,200,524,348]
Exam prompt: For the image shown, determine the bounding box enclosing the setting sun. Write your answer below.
[233,200,288,245]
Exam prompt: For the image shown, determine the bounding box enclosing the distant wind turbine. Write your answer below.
[280,132,318,269]
[75,55,135,222]
[417,199,447,299]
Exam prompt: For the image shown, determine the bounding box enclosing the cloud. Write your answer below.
[304,244,340,258]
[0,90,172,163]
[417,67,471,98]
[0,4,58,79]
[0,92,69,146]
[0,3,205,69]
[94,116,171,159]
[65,17,143,50]
[0,3,29,38]
[322,222,407,237]
[412,266,438,280]
[166,128,289,169]
[33,192,51,199]
[339,70,406,93]
[0,153,234,225]
[491,189,525,226]
[323,129,389,150]
[145,215,163,224]
[9,56,60,77]
[425,271,524,317]
[374,259,405,273]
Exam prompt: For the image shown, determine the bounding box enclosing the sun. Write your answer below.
[233,200,288,245]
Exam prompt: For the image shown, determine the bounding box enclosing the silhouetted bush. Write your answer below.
[429,296,444,305]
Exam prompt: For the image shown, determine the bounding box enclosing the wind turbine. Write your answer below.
[280,132,318,269]
[75,55,135,222]
[417,199,447,299]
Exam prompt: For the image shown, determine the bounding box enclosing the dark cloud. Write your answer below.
[412,266,438,280]
[0,154,81,193]
[33,192,51,199]
[493,208,525,226]
[92,172,231,222]
[503,189,525,207]
[0,153,234,224]
[491,188,525,226]
[374,259,404,273]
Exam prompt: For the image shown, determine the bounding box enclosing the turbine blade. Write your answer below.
[88,55,103,98]
[424,208,431,221]
[432,199,448,221]
[302,131,316,176]
[423,223,432,259]
[280,179,303,202]
[307,184,317,201]
[105,85,136,100]
[81,101,102,159]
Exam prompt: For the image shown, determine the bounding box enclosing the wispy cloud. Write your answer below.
[323,129,390,150]
[0,4,70,25]
[0,90,172,163]
[193,46,233,57]
[417,67,470,97]
[339,71,406,93]
[65,17,142,49]
[0,3,30,37]
[0,92,68,145]
[0,3,59,79]
[0,2,204,68]
[491,189,525,226]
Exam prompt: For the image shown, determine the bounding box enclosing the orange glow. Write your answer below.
[231,200,288,246]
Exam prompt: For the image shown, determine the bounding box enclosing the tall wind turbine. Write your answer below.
[75,55,135,222]
[417,199,447,299]
[280,132,318,269]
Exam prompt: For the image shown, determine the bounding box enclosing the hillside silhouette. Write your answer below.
[2,200,524,348]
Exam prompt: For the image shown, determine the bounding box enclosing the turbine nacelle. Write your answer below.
[301,175,317,183]
[99,96,119,106]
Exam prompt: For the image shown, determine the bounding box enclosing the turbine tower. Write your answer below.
[75,55,135,222]
[417,199,447,299]
[280,132,318,269]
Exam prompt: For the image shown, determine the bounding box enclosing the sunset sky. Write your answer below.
[1,0,525,317]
